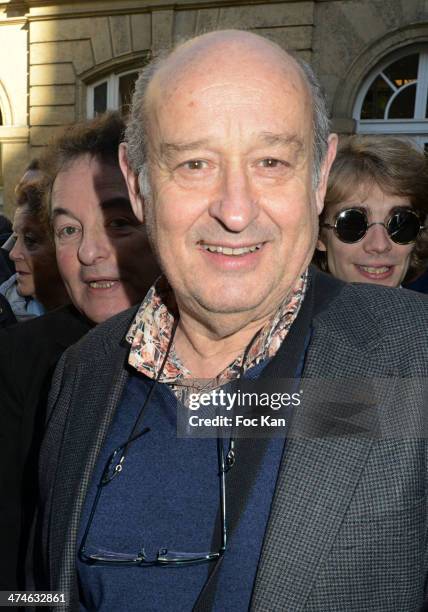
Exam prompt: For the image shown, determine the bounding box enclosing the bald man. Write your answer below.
[34,31,428,611]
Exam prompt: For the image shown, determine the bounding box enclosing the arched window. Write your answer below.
[87,69,140,118]
[353,47,428,151]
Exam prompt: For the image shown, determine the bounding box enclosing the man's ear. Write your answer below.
[316,236,327,252]
[315,133,338,215]
[119,142,144,223]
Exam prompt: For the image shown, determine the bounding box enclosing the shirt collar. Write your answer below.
[127,270,308,383]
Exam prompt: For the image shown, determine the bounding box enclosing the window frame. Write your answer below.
[86,68,140,118]
[353,45,428,137]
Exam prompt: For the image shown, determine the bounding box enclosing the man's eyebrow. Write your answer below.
[51,198,132,221]
[257,132,304,151]
[51,207,77,221]
[160,134,304,158]
[160,140,211,159]
[99,197,132,212]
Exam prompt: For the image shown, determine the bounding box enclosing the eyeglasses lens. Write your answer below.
[335,209,421,244]
[335,209,367,243]
[387,211,420,244]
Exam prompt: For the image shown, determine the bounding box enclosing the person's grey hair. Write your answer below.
[125,53,167,199]
[293,55,331,188]
[125,45,330,193]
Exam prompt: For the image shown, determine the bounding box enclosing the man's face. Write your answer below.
[52,154,157,324]
[124,42,336,325]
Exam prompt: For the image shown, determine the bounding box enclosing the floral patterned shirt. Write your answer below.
[126,271,308,396]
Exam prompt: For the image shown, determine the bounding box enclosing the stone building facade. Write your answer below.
[0,0,427,215]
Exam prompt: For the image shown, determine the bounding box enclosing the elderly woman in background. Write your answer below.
[315,135,428,288]
[0,214,15,286]
[0,169,69,320]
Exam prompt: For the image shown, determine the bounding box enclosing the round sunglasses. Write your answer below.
[321,207,425,245]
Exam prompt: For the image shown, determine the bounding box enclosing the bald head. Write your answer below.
[125,30,330,189]
[148,30,307,101]
[159,29,289,63]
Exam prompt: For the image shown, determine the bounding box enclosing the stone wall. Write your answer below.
[0,0,427,215]
[314,0,428,133]
[0,12,29,215]
[27,0,315,149]
[1,0,319,215]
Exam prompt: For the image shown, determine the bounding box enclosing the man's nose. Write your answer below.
[208,165,259,232]
[363,223,393,254]
[77,228,111,265]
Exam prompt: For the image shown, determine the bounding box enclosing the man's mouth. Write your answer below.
[200,243,263,256]
[86,279,119,289]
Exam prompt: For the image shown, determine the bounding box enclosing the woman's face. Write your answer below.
[9,204,66,305]
[317,183,415,287]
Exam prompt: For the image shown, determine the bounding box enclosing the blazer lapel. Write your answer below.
[48,328,132,602]
[193,269,317,611]
[251,324,396,611]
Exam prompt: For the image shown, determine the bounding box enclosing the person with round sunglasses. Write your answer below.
[314,135,428,288]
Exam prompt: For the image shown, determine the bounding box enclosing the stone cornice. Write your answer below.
[25,0,308,6]
[0,126,29,143]
[0,15,27,24]
[24,0,312,21]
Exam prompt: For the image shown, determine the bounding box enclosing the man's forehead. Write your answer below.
[146,31,309,116]
[51,155,128,213]
[53,156,124,190]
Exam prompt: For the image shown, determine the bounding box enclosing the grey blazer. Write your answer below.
[35,268,428,611]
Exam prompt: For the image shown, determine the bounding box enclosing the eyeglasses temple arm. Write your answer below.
[218,438,227,554]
